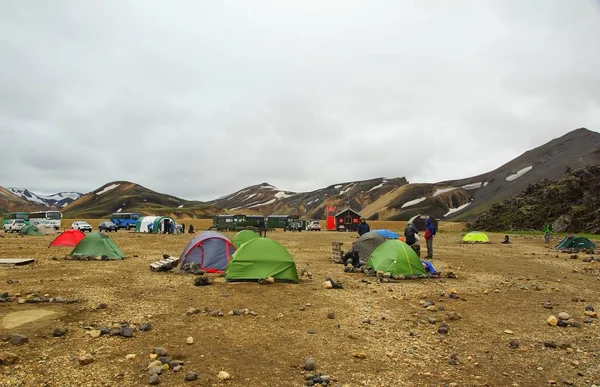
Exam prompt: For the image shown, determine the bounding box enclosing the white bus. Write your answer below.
[29,211,63,230]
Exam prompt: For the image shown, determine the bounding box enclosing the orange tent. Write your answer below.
[49,229,86,247]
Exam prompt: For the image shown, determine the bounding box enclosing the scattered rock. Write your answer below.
[126,354,136,360]
[543,301,553,309]
[52,328,67,337]
[89,329,102,338]
[543,340,557,349]
[557,312,571,321]
[140,323,152,331]
[327,312,335,319]
[322,281,333,289]
[194,277,212,286]
[557,320,569,327]
[153,347,168,356]
[9,334,28,346]
[361,318,371,325]
[427,317,437,324]
[307,329,316,335]
[149,374,160,385]
[184,371,199,382]
[218,371,231,381]
[120,327,134,338]
[186,337,194,345]
[426,305,437,312]
[447,312,462,321]
[547,315,558,326]
[583,317,594,324]
[173,365,183,372]
[504,330,514,335]
[303,357,317,371]
[148,366,163,375]
[78,353,95,365]
[0,352,19,365]
[353,352,367,359]
[438,323,449,334]
[584,306,595,312]
[509,339,520,349]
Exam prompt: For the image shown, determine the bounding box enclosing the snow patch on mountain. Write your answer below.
[96,183,120,195]
[401,197,427,208]
[8,188,83,208]
[506,166,533,182]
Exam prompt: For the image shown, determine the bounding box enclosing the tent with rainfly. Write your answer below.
[555,235,596,252]
[232,230,260,248]
[49,229,86,247]
[462,231,490,244]
[372,229,400,239]
[225,238,299,283]
[367,239,427,277]
[19,225,44,236]
[350,231,386,265]
[177,231,236,273]
[68,232,124,259]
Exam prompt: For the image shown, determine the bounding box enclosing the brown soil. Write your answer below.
[1,220,599,386]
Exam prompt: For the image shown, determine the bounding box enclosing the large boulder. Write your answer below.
[552,214,572,233]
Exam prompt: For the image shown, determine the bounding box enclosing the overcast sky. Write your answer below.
[1,1,599,200]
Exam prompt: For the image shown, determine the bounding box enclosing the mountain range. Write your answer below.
[1,128,599,222]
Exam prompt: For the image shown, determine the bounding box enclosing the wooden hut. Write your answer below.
[335,208,362,232]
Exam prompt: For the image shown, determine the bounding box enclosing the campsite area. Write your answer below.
[1,219,599,386]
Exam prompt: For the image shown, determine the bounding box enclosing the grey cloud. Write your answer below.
[1,0,599,201]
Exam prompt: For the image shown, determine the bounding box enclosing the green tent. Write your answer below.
[68,232,124,260]
[555,235,596,251]
[232,230,260,248]
[225,237,298,283]
[367,239,426,276]
[152,216,176,234]
[19,225,44,236]
[462,231,490,244]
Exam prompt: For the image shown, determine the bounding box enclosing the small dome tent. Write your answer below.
[225,238,298,283]
[232,230,260,248]
[555,235,596,252]
[68,232,124,260]
[178,231,236,273]
[19,225,44,236]
[367,239,427,277]
[350,232,386,265]
[462,232,490,244]
[50,229,86,247]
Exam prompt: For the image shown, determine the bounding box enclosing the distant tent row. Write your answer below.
[177,230,298,282]
[20,225,44,236]
[50,230,124,259]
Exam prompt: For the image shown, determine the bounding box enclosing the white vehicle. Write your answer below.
[71,221,93,232]
[29,211,62,230]
[306,220,322,231]
[3,219,26,233]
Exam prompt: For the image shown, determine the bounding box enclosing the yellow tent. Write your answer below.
[462,232,490,244]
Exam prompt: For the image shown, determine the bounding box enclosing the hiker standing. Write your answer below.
[544,224,552,243]
[182,223,186,234]
[357,218,370,236]
[404,222,419,246]
[424,218,436,258]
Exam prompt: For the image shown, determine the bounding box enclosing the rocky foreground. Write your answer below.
[0,222,599,386]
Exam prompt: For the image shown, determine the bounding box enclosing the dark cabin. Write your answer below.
[407,214,439,232]
[335,208,362,232]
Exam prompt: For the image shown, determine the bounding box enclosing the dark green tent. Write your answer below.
[367,239,426,276]
[232,230,260,248]
[19,225,44,236]
[555,235,596,251]
[225,238,298,282]
[68,232,124,260]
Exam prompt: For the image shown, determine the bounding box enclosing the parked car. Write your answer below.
[71,221,93,232]
[99,221,119,232]
[3,219,26,233]
[306,221,322,231]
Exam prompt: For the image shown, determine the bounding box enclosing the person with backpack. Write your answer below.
[404,222,419,246]
[424,218,436,258]
[357,218,370,236]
